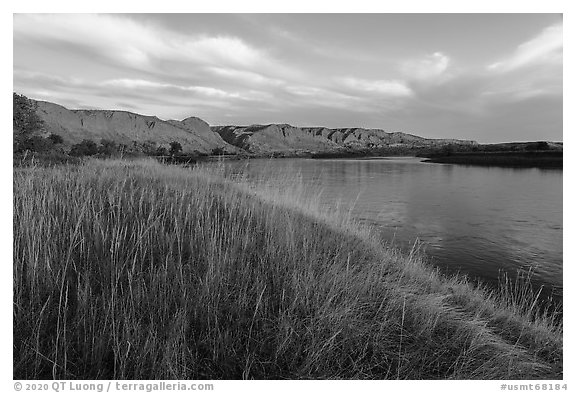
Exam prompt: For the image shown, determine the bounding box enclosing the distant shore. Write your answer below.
[152,149,564,170]
[422,151,563,169]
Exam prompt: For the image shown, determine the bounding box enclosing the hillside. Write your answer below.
[27,96,480,157]
[212,124,341,154]
[212,123,478,154]
[33,100,237,154]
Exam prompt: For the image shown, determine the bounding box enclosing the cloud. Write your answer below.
[207,67,286,87]
[13,14,282,74]
[488,23,563,72]
[338,77,413,97]
[13,14,562,141]
[14,14,413,119]
[102,78,242,99]
[283,85,363,109]
[401,23,563,117]
[401,52,450,81]
[481,23,563,101]
[15,14,162,69]
[480,75,562,102]
[13,69,85,89]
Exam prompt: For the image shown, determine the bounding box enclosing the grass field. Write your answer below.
[13,159,562,379]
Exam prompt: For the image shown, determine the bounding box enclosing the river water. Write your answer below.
[222,157,563,303]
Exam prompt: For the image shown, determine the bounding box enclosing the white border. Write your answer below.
[3,2,572,391]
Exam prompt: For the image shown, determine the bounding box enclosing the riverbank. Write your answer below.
[13,159,562,379]
[423,151,563,169]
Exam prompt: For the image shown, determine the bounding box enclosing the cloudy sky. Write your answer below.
[13,13,562,142]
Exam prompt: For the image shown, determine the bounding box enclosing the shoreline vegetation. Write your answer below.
[156,143,564,169]
[14,159,562,380]
[131,145,565,169]
[421,151,562,169]
[310,144,563,169]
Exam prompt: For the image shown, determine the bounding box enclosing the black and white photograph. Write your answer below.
[10,9,565,384]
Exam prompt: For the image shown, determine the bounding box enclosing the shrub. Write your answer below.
[155,146,168,156]
[70,139,99,156]
[169,141,182,156]
[48,133,64,144]
[440,144,455,156]
[141,140,157,155]
[19,135,53,153]
[526,142,549,151]
[211,147,226,155]
[98,139,118,157]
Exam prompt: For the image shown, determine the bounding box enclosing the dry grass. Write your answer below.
[13,159,562,379]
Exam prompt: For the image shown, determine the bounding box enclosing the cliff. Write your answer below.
[33,100,237,154]
[212,123,478,154]
[29,96,478,156]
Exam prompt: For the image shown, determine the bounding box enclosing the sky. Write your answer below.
[13,13,563,143]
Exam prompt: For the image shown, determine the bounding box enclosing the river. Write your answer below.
[221,157,563,304]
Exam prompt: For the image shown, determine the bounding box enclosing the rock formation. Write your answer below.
[212,124,477,154]
[33,100,237,154]
[29,97,478,156]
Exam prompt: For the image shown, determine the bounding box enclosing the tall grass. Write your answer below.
[13,159,562,379]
